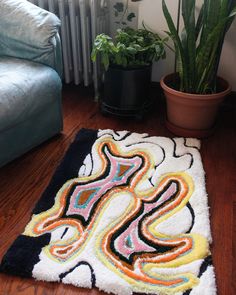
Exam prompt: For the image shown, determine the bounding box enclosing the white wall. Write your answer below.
[109,0,139,38]
[138,0,236,90]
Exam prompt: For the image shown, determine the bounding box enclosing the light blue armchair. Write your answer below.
[0,0,63,167]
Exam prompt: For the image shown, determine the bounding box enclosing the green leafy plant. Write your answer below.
[91,27,166,70]
[162,0,236,94]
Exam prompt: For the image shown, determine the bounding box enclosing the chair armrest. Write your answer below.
[0,0,62,73]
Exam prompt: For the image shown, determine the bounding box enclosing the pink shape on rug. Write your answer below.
[114,183,177,259]
[66,147,142,221]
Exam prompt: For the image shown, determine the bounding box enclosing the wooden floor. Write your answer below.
[0,84,235,295]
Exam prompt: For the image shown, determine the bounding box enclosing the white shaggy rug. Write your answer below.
[0,129,216,295]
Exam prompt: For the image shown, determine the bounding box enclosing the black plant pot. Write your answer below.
[101,65,152,119]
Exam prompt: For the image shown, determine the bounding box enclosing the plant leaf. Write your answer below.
[182,0,196,92]
[127,12,136,22]
[113,2,124,13]
[195,4,204,41]
[162,0,188,91]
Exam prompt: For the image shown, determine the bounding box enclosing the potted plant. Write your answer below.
[91,27,166,118]
[160,0,236,138]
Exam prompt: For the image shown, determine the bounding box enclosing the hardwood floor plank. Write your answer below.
[0,84,235,295]
[233,203,236,293]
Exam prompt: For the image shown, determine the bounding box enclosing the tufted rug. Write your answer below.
[0,128,216,295]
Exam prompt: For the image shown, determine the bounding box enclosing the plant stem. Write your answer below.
[142,21,174,52]
[120,0,129,25]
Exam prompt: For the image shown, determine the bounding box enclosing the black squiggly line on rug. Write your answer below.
[60,227,69,239]
[184,138,200,150]
[99,131,132,142]
[198,256,213,276]
[148,144,166,187]
[182,256,213,295]
[59,261,96,287]
[186,202,195,234]
[115,131,132,141]
[125,140,166,170]
[142,134,151,139]
[88,153,94,177]
[171,138,194,169]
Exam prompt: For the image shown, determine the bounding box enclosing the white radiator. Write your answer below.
[28,0,109,95]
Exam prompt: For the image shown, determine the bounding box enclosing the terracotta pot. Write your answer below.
[160,73,231,138]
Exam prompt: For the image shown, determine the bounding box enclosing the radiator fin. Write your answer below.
[28,0,109,93]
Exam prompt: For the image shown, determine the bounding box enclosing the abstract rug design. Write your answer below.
[0,129,216,295]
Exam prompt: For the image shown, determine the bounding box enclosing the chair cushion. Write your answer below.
[0,0,61,70]
[0,56,61,133]
[0,0,60,47]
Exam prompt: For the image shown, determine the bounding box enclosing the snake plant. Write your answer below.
[162,0,236,94]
